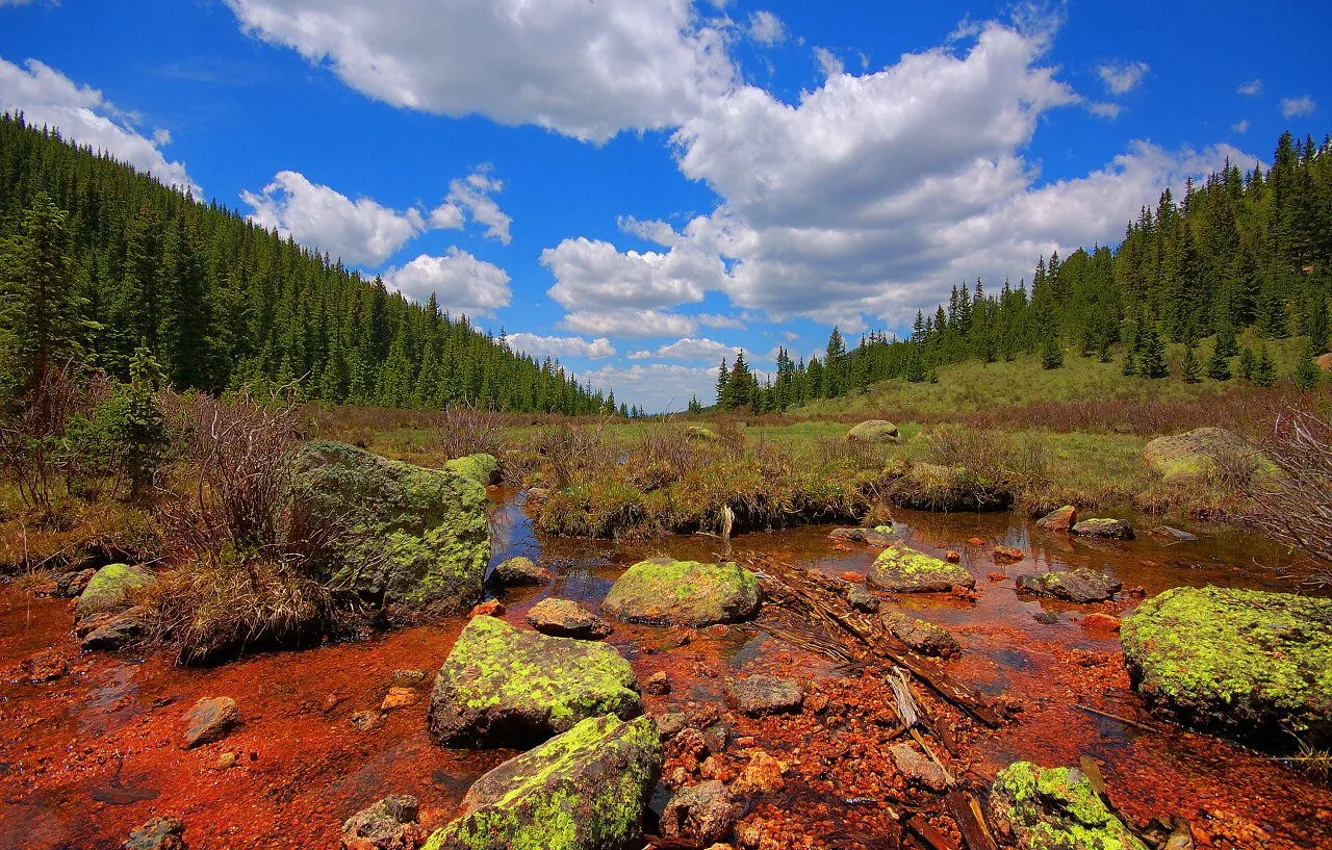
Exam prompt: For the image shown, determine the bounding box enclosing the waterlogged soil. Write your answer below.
[1,490,1330,849]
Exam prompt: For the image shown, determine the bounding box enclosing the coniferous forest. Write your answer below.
[716,130,1332,411]
[0,113,604,414]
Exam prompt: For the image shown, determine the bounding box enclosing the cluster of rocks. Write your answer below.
[1034,504,1136,540]
[71,562,155,651]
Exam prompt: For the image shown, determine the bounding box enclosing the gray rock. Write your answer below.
[881,612,961,658]
[888,743,949,791]
[524,598,613,640]
[1148,525,1198,543]
[829,526,897,547]
[1034,505,1077,532]
[653,711,687,739]
[340,795,428,850]
[725,675,803,716]
[53,567,96,598]
[1072,518,1135,540]
[847,420,899,442]
[182,697,241,749]
[81,608,145,650]
[1016,569,1122,603]
[123,816,186,850]
[492,556,554,586]
[75,563,154,620]
[701,723,731,755]
[846,583,880,613]
[661,781,739,846]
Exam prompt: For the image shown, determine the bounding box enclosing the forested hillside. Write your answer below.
[716,130,1332,411]
[0,113,604,414]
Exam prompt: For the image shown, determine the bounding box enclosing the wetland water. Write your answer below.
[1,489,1329,849]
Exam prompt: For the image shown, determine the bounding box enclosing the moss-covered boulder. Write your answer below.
[888,462,1012,512]
[1071,518,1135,540]
[428,616,641,748]
[424,714,662,850]
[1121,586,1332,745]
[289,441,490,611]
[1143,427,1256,484]
[988,762,1146,850]
[602,558,759,626]
[445,453,501,486]
[847,420,899,442]
[1016,569,1122,603]
[74,563,154,619]
[685,425,718,442]
[867,546,974,593]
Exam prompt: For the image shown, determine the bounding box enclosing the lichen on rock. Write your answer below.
[847,420,899,443]
[1121,585,1332,746]
[1143,427,1259,485]
[989,762,1146,850]
[75,562,154,619]
[445,453,501,487]
[867,546,974,593]
[602,558,759,626]
[423,714,662,850]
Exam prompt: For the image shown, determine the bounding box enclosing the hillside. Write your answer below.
[0,113,602,414]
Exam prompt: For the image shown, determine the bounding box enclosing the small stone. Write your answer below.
[182,697,241,749]
[724,675,803,716]
[53,567,96,598]
[1035,505,1077,532]
[993,546,1024,561]
[828,526,897,546]
[322,694,344,713]
[491,556,554,586]
[661,781,739,846]
[341,794,428,850]
[1148,525,1198,543]
[350,710,383,731]
[215,752,238,771]
[1082,613,1122,633]
[838,571,863,583]
[845,583,880,613]
[888,743,949,791]
[944,550,961,563]
[1033,611,1061,625]
[733,750,786,794]
[1072,518,1135,540]
[81,608,145,651]
[701,723,731,755]
[381,687,419,711]
[880,612,962,658]
[390,669,428,687]
[654,711,688,739]
[646,671,671,695]
[524,598,613,640]
[468,600,505,618]
[123,816,187,850]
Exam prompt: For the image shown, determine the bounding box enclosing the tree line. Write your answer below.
[714,129,1332,411]
[0,112,605,414]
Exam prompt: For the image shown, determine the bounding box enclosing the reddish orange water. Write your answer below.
[2,491,1329,849]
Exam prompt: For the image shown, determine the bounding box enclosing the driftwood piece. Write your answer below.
[744,552,1006,728]
[906,816,960,850]
[946,792,1000,850]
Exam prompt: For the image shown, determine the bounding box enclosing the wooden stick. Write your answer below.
[1075,703,1158,732]
[906,815,960,850]
[947,792,1000,850]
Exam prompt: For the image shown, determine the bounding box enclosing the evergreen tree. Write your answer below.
[1180,344,1201,383]
[107,344,168,501]
[1293,340,1322,390]
[1238,346,1257,381]
[1137,327,1169,378]
[1252,345,1278,387]
[1205,343,1232,381]
[1040,335,1064,369]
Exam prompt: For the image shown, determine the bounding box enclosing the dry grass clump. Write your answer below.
[1245,403,1332,586]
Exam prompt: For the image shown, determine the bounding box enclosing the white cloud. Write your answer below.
[446,167,511,244]
[1232,119,1250,134]
[633,336,745,362]
[1097,60,1149,95]
[1089,102,1121,119]
[748,11,786,46]
[813,47,844,78]
[383,249,512,317]
[697,313,746,329]
[780,330,800,342]
[226,0,736,144]
[1237,79,1262,96]
[1280,96,1316,119]
[583,362,720,412]
[559,309,698,339]
[618,215,679,247]
[506,333,615,360]
[241,171,428,266]
[0,57,197,193]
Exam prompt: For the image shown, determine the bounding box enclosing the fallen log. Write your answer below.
[906,815,960,850]
[946,792,1000,850]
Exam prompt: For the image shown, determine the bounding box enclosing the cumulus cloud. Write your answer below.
[505,333,616,360]
[0,57,197,193]
[559,309,698,339]
[226,0,735,143]
[383,249,512,317]
[748,11,786,45]
[582,362,720,412]
[1280,96,1316,119]
[631,337,745,362]
[1089,102,1122,119]
[813,47,844,78]
[1232,119,1249,134]
[1097,60,1149,95]
[697,313,746,329]
[1237,79,1262,96]
[446,167,511,244]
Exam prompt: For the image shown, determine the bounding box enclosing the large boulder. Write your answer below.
[867,546,974,593]
[492,556,554,586]
[526,598,613,640]
[880,612,961,657]
[601,558,759,627]
[289,441,490,611]
[1016,569,1122,604]
[847,420,899,443]
[424,715,662,850]
[1121,586,1332,746]
[444,453,501,486]
[75,563,154,619]
[427,616,641,748]
[888,463,1012,512]
[988,762,1146,850]
[1143,427,1257,484]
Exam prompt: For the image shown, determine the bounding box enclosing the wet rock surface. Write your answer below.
[829,526,897,547]
[340,795,427,850]
[427,615,641,747]
[81,607,145,650]
[661,780,739,845]
[491,555,553,586]
[123,816,187,850]
[880,611,961,657]
[1148,525,1198,542]
[1035,505,1077,532]
[887,743,948,791]
[602,558,759,626]
[182,696,241,749]
[724,675,803,716]
[988,762,1146,850]
[845,582,880,613]
[1072,518,1135,539]
[426,715,662,850]
[867,546,975,593]
[1016,568,1122,603]
[524,597,613,640]
[1122,586,1332,746]
[75,563,154,620]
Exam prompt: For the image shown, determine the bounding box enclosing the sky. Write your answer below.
[2,0,1328,411]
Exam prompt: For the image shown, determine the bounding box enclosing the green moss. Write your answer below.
[601,558,759,626]
[869,546,973,592]
[76,562,154,617]
[1122,586,1332,742]
[446,453,501,486]
[991,762,1146,850]
[426,715,662,850]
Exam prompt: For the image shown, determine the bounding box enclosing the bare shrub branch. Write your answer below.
[1246,405,1332,585]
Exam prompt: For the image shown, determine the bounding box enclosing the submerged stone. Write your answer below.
[427,616,641,748]
[829,526,897,547]
[444,453,501,487]
[867,546,975,593]
[1034,505,1077,532]
[341,795,428,850]
[1148,525,1198,543]
[880,611,962,657]
[1072,518,1135,540]
[75,563,154,619]
[424,715,662,850]
[492,555,554,586]
[602,558,759,627]
[1016,569,1122,604]
[1121,586,1332,746]
[988,762,1146,850]
[724,675,803,716]
[847,419,899,442]
[182,696,241,749]
[289,441,490,611]
[525,598,613,640]
[888,462,1012,512]
[1143,427,1257,484]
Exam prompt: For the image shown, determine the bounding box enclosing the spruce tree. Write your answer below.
[1181,345,1201,383]
[1238,347,1257,381]
[1040,336,1064,369]
[1137,327,1169,378]
[1293,341,1322,390]
[1252,345,1278,387]
[1205,344,1232,381]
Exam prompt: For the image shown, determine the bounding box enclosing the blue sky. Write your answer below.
[2,0,1328,410]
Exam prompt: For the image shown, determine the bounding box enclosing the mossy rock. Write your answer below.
[847,420,899,442]
[867,546,974,593]
[1143,427,1257,484]
[602,558,759,626]
[1121,586,1332,746]
[289,441,490,611]
[988,762,1146,850]
[888,462,1012,512]
[428,616,641,748]
[685,425,718,442]
[446,453,501,486]
[424,714,662,850]
[1016,569,1121,603]
[75,563,154,619]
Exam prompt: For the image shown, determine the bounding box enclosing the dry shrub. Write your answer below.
[433,405,506,459]
[528,422,617,489]
[1246,404,1332,586]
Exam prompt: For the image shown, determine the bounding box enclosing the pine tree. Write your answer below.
[1238,346,1257,381]
[1040,335,1064,369]
[1137,327,1169,378]
[108,344,168,501]
[1205,344,1232,381]
[715,359,730,409]
[1293,340,1322,390]
[1252,345,1278,387]
[1180,344,1201,383]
